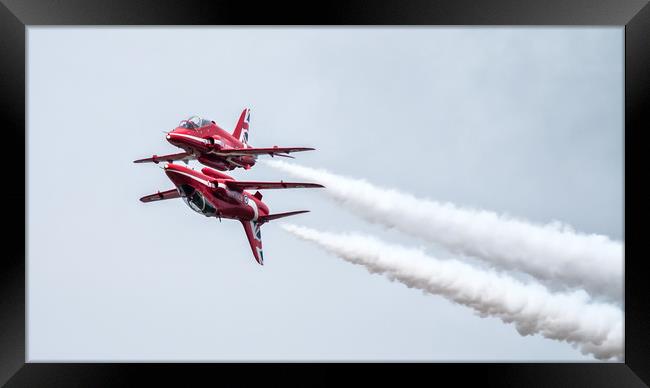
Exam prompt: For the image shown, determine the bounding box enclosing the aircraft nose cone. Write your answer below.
[166,132,179,145]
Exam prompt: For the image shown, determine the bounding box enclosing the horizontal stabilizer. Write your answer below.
[225,181,324,191]
[259,210,309,224]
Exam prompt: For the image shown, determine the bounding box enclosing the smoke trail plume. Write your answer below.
[266,160,623,302]
[282,224,623,360]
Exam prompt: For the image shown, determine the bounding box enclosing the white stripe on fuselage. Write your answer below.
[247,196,259,220]
[171,133,209,144]
[166,168,215,188]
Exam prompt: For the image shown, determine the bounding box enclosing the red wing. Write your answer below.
[241,220,264,265]
[134,151,195,164]
[225,181,324,191]
[140,189,181,203]
[212,147,314,157]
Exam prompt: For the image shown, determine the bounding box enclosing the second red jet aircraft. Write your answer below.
[140,163,324,265]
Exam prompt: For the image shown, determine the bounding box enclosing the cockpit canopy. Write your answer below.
[178,115,213,130]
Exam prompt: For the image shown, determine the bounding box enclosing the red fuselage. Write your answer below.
[134,110,314,171]
[164,163,269,221]
[166,122,256,171]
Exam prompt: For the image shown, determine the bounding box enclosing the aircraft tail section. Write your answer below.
[232,108,251,146]
[241,219,263,265]
[240,211,309,265]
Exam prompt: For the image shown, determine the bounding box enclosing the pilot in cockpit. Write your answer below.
[179,115,212,130]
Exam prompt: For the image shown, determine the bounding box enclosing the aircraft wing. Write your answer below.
[139,189,181,203]
[225,181,324,191]
[241,220,264,265]
[212,147,314,157]
[133,151,195,164]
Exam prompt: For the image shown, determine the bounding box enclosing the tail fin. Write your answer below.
[232,108,251,146]
[241,219,263,265]
[259,210,309,224]
[240,211,309,265]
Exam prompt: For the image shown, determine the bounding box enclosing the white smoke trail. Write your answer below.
[282,224,623,361]
[266,160,623,302]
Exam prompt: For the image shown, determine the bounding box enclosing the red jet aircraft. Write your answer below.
[134,109,314,171]
[140,163,324,265]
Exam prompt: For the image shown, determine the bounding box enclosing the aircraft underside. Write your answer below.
[198,154,256,171]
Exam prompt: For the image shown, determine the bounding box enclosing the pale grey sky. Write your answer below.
[27,27,623,361]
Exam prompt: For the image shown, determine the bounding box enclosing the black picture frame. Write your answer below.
[2,0,648,386]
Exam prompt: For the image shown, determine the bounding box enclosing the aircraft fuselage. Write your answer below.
[167,122,256,171]
[163,163,268,221]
